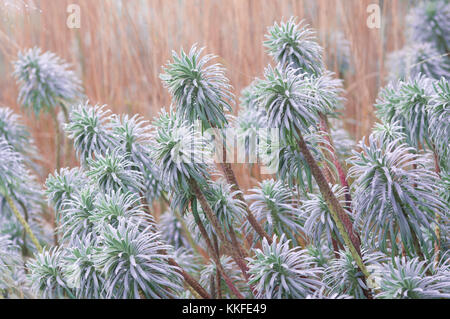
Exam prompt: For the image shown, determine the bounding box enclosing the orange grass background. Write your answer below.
[0,0,410,189]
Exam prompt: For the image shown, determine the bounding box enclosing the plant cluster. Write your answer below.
[0,9,448,299]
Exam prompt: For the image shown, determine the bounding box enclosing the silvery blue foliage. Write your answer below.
[348,136,445,256]
[232,106,267,160]
[63,235,105,299]
[160,45,233,129]
[59,186,98,244]
[264,17,324,75]
[386,43,450,81]
[65,102,114,164]
[406,0,450,54]
[302,184,350,249]
[239,77,265,111]
[0,235,31,298]
[171,247,200,276]
[247,235,324,299]
[324,249,385,299]
[376,256,450,299]
[13,47,83,115]
[204,178,246,235]
[159,210,192,250]
[87,149,144,193]
[200,255,246,299]
[0,106,39,162]
[91,190,153,232]
[375,74,434,149]
[45,167,86,213]
[150,110,213,192]
[28,247,74,299]
[244,179,303,244]
[109,113,164,202]
[428,77,450,171]
[258,126,330,190]
[257,65,322,140]
[371,121,407,145]
[95,221,183,299]
[0,137,27,193]
[306,287,353,299]
[306,244,332,268]
[303,70,345,116]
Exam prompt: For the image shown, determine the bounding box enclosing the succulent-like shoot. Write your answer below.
[387,43,450,81]
[375,74,434,149]
[63,235,105,299]
[28,247,73,298]
[159,211,192,250]
[247,235,324,299]
[264,17,324,75]
[0,106,39,161]
[371,120,407,145]
[200,256,245,299]
[244,179,303,243]
[406,0,450,54]
[0,235,31,298]
[59,186,98,243]
[109,113,164,202]
[204,179,246,234]
[324,249,385,299]
[95,221,183,299]
[150,111,213,192]
[87,150,144,193]
[428,77,450,170]
[45,167,86,213]
[348,136,445,256]
[302,184,350,249]
[91,190,152,232]
[13,47,83,115]
[161,45,233,129]
[257,65,321,139]
[65,102,114,164]
[376,256,450,299]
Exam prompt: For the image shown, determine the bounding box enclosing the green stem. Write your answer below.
[5,194,42,253]
[295,129,370,281]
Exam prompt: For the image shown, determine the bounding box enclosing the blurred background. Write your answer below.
[0,0,413,188]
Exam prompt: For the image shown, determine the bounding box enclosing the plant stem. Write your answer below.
[319,114,352,205]
[211,121,272,244]
[433,147,441,264]
[191,206,245,299]
[190,179,250,281]
[5,194,42,253]
[295,128,370,282]
[167,257,212,299]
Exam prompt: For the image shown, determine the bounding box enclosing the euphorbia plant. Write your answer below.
[161,45,272,244]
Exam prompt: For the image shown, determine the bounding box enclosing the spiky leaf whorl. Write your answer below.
[65,102,114,164]
[87,150,144,193]
[28,247,73,299]
[348,136,445,256]
[376,257,450,299]
[13,47,83,115]
[244,179,303,244]
[95,221,183,299]
[161,45,233,129]
[247,235,324,299]
[264,17,324,75]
